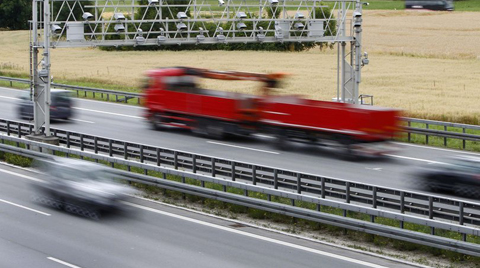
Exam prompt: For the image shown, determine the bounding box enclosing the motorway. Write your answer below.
[1,87,479,195]
[0,164,416,268]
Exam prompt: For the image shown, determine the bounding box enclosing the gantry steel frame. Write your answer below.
[30,0,368,136]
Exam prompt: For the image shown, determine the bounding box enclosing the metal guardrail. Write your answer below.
[2,76,480,149]
[2,118,480,242]
[2,132,480,256]
[0,76,141,104]
[404,117,480,150]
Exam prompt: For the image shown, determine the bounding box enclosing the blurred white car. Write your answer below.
[32,157,138,219]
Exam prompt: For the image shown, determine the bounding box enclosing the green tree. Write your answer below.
[0,0,32,30]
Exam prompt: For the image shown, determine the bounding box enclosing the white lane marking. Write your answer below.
[0,168,44,183]
[126,202,386,268]
[207,141,279,155]
[396,142,480,156]
[72,107,142,119]
[0,198,50,216]
[47,257,82,268]
[385,154,445,164]
[0,95,18,101]
[70,118,95,124]
[0,87,20,92]
[365,167,382,171]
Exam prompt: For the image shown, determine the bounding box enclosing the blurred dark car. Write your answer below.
[32,158,137,219]
[405,0,454,11]
[17,89,74,120]
[416,155,480,197]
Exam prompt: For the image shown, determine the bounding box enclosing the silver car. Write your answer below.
[32,158,138,219]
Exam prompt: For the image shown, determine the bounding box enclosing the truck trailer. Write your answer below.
[143,67,401,157]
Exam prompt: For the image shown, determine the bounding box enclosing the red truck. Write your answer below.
[143,67,400,157]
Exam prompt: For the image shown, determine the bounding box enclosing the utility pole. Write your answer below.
[28,0,58,145]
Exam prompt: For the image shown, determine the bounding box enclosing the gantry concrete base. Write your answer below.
[25,134,60,152]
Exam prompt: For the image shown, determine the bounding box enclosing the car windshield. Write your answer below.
[52,91,73,103]
[53,166,116,183]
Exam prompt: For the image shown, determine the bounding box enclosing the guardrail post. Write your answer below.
[400,191,405,228]
[93,92,95,99]
[192,155,197,173]
[6,121,10,136]
[426,123,429,144]
[231,162,236,181]
[80,134,84,151]
[252,166,257,185]
[321,177,326,199]
[372,187,377,208]
[346,182,350,203]
[156,148,160,166]
[140,145,144,163]
[115,95,118,102]
[463,128,466,149]
[444,126,447,146]
[18,124,22,138]
[109,140,113,157]
[66,132,70,148]
[124,143,128,160]
[297,173,301,194]
[29,125,33,134]
[124,96,128,103]
[137,98,141,105]
[182,177,186,199]
[84,91,87,97]
[428,196,433,219]
[76,90,79,97]
[273,169,278,189]
[400,191,405,213]
[94,137,98,154]
[459,202,464,225]
[211,159,215,177]
[107,93,109,101]
[174,151,178,169]
[407,121,411,142]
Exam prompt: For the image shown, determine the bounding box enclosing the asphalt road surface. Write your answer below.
[0,164,417,268]
[1,86,479,200]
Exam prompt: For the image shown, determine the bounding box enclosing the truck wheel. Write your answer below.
[151,113,165,131]
[205,123,225,140]
[274,129,288,150]
[337,136,357,160]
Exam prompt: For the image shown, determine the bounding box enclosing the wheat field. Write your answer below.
[0,10,479,122]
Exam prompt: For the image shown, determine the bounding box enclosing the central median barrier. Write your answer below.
[2,118,480,256]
